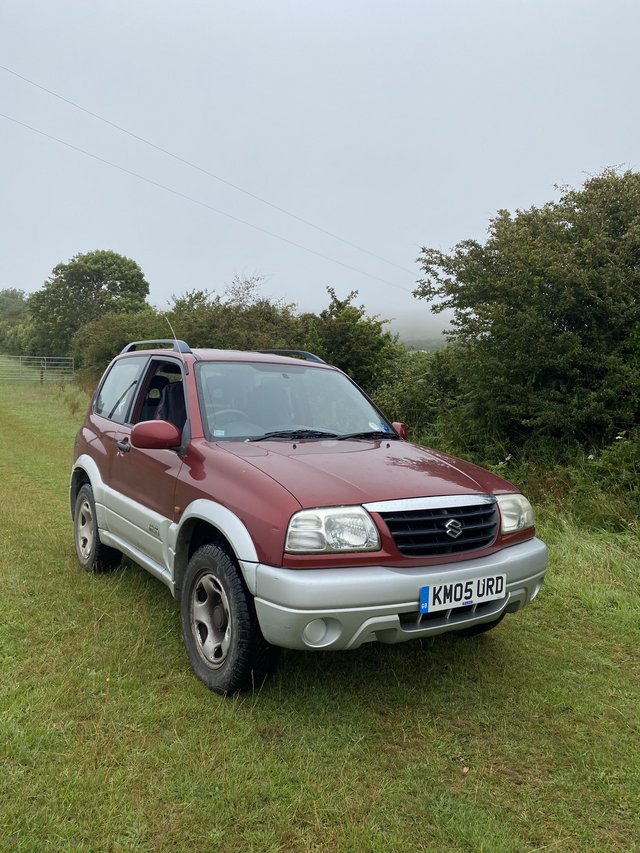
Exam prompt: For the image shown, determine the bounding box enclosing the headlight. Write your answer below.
[497,493,535,534]
[285,506,380,553]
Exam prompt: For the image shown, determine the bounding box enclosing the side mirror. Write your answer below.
[391,422,409,441]
[131,419,182,450]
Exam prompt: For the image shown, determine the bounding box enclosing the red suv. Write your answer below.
[71,340,548,694]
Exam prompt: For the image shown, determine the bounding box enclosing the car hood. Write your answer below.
[220,439,516,508]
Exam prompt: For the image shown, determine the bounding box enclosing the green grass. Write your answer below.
[0,382,638,852]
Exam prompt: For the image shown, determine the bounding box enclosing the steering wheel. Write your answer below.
[212,408,250,425]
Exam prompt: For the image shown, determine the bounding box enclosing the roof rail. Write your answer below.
[121,339,192,354]
[255,349,325,364]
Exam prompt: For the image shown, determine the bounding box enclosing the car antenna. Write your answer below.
[165,316,189,374]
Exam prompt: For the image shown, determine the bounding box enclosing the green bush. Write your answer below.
[373,350,439,440]
[486,431,640,532]
[576,429,640,529]
[415,169,640,452]
[72,308,166,381]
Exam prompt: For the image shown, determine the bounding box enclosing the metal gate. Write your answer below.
[0,355,75,382]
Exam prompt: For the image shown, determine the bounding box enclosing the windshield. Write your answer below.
[196,361,395,441]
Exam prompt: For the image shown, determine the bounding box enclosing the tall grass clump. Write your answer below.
[483,430,639,533]
[53,382,91,418]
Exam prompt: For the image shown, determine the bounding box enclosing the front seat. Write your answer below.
[140,375,169,422]
[156,381,187,431]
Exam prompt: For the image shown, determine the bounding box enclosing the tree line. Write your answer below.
[1,170,638,495]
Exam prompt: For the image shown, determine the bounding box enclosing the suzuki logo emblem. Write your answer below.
[445,518,463,539]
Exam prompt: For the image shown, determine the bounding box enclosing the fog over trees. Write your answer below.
[1,171,638,509]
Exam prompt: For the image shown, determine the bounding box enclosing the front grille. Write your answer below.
[379,501,499,557]
[398,597,504,630]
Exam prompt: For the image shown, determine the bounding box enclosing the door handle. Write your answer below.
[116,438,131,453]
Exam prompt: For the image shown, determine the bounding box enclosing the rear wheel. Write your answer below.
[181,543,280,695]
[73,484,121,572]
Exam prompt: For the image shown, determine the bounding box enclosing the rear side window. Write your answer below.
[94,356,148,424]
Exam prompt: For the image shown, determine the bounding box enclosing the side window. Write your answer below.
[94,357,148,424]
[132,360,185,425]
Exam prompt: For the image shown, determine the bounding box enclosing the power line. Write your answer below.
[0,63,415,276]
[0,111,415,293]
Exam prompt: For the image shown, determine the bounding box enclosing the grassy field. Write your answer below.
[0,382,638,852]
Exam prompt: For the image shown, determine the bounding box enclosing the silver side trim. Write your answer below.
[99,529,175,594]
[73,456,259,596]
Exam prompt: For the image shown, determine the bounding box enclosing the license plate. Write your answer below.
[419,574,506,614]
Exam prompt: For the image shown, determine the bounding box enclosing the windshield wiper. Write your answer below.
[336,430,399,441]
[248,429,339,442]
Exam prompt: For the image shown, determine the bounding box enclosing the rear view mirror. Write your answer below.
[392,422,409,440]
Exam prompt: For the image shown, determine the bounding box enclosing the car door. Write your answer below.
[107,357,187,569]
[92,354,149,532]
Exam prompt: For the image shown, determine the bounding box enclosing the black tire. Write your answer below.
[180,543,280,695]
[73,484,122,573]
[454,612,506,637]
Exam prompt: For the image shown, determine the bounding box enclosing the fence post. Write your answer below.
[40,358,45,385]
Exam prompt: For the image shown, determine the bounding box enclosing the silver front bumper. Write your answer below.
[253,538,548,650]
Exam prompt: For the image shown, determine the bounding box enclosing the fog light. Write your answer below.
[302,618,343,647]
[303,619,328,645]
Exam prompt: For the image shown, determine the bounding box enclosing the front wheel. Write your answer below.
[73,484,121,572]
[180,544,280,694]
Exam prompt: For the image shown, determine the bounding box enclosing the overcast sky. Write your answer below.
[1,0,638,339]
